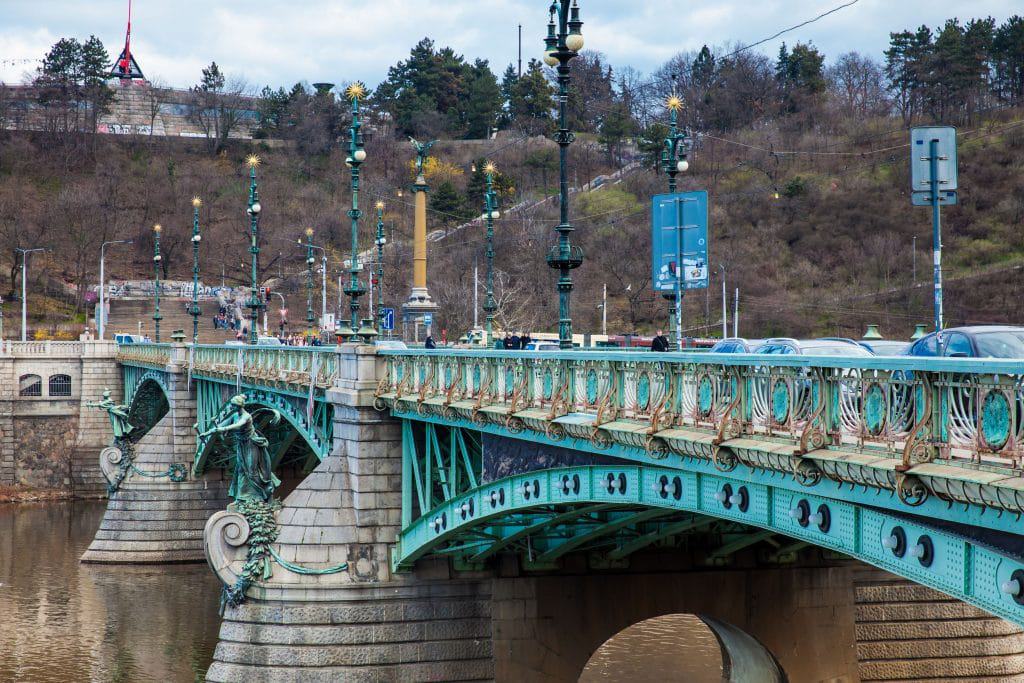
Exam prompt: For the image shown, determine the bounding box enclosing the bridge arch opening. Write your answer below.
[195,391,328,500]
[579,613,785,683]
[126,377,170,440]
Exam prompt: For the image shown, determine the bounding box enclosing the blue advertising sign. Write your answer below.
[423,313,433,328]
[382,307,395,331]
[652,191,709,292]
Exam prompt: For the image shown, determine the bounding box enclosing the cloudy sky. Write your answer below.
[0,1,1019,90]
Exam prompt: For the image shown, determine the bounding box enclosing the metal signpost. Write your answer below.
[910,126,957,332]
[652,191,709,349]
[382,307,395,333]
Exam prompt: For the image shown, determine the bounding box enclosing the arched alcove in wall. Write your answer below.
[579,613,785,683]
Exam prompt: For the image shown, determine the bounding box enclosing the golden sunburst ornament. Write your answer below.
[345,82,367,101]
[666,96,683,111]
[483,161,496,174]
[191,196,202,208]
[375,200,385,210]
[246,154,261,169]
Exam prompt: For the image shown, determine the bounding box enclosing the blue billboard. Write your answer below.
[651,191,709,293]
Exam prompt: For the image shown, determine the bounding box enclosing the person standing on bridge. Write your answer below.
[425,330,437,349]
[651,330,670,352]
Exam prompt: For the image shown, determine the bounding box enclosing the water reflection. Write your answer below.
[0,501,221,682]
[579,614,724,683]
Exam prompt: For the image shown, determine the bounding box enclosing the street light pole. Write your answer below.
[660,92,692,351]
[342,82,369,341]
[245,155,264,345]
[189,197,202,344]
[483,162,499,344]
[718,264,727,338]
[152,224,163,343]
[99,239,131,340]
[375,201,387,335]
[601,283,607,336]
[304,228,316,332]
[543,0,585,349]
[16,247,44,342]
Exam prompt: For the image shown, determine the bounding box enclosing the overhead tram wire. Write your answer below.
[577,0,862,108]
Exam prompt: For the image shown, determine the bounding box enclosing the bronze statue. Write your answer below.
[409,136,437,177]
[87,389,135,443]
[197,394,282,503]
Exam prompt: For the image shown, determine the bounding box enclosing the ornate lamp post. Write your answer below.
[189,197,202,344]
[660,95,693,350]
[304,227,316,331]
[543,0,585,349]
[152,224,162,342]
[482,162,500,344]
[342,82,370,342]
[375,201,387,335]
[245,155,264,345]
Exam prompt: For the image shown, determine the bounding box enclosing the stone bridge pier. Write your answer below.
[82,341,228,563]
[201,345,1024,682]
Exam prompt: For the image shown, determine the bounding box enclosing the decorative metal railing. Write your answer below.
[374,350,1024,478]
[117,342,173,368]
[189,345,339,392]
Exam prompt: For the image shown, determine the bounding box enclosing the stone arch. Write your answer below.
[580,613,784,683]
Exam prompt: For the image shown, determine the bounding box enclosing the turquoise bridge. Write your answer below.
[117,343,1024,627]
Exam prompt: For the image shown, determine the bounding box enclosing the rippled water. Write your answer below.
[579,614,724,683]
[0,501,222,682]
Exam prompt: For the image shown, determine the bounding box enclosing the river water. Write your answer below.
[1,502,726,682]
[0,501,221,682]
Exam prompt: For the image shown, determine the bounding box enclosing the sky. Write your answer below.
[0,0,1020,90]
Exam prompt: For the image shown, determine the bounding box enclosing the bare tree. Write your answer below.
[188,62,249,154]
[827,52,891,118]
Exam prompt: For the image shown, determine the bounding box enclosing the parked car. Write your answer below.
[256,336,282,346]
[709,338,764,353]
[858,340,910,355]
[753,338,874,357]
[906,326,1024,358]
[375,340,408,350]
[114,333,142,344]
[524,341,561,351]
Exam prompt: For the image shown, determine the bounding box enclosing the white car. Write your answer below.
[375,340,408,350]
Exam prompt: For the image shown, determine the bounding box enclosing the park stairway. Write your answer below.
[105,298,237,344]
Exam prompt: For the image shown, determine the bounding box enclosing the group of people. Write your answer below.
[212,307,239,331]
[500,332,533,350]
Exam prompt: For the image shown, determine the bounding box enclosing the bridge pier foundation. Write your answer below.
[204,345,494,681]
[82,345,228,563]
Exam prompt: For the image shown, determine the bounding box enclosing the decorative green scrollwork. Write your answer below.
[444,365,452,389]
[772,380,790,424]
[130,461,189,482]
[586,369,598,404]
[543,369,553,400]
[221,498,281,611]
[637,373,651,411]
[864,383,886,435]
[473,365,481,393]
[982,391,1011,451]
[505,366,515,397]
[697,376,713,416]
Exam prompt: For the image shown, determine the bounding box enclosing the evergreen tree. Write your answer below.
[508,59,555,134]
[776,42,826,112]
[993,16,1024,103]
[430,180,472,229]
[464,59,502,139]
[598,100,635,165]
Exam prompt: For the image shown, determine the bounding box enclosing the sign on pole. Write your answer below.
[423,313,433,329]
[651,191,709,292]
[382,307,395,331]
[910,126,957,333]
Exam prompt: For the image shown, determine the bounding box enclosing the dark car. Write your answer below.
[753,338,874,357]
[906,326,1024,358]
[858,340,910,355]
[709,337,764,353]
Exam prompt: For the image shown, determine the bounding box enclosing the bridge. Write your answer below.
[88,339,1024,680]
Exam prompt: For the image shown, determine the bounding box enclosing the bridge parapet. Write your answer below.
[189,344,338,393]
[374,350,1024,514]
[117,342,173,370]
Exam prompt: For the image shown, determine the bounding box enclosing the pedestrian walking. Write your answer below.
[651,330,670,352]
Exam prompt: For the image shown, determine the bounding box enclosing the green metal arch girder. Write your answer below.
[124,366,170,408]
[395,464,1024,627]
[192,387,332,475]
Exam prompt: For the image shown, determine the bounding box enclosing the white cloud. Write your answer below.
[0,0,1020,88]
